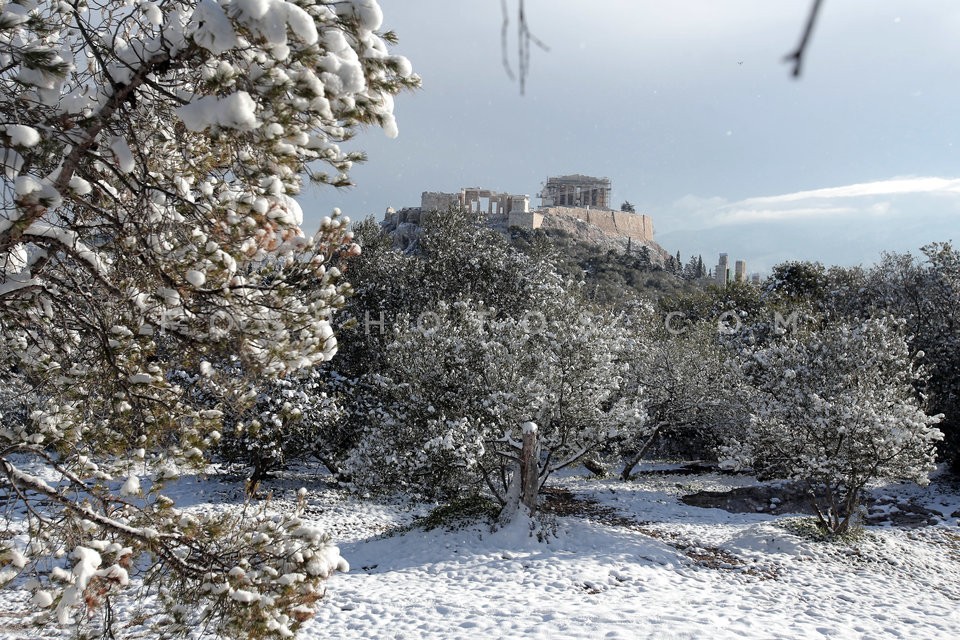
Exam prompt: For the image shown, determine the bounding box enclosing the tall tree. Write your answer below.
[0,1,417,636]
[637,245,652,269]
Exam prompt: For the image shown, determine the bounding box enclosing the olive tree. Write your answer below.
[722,318,943,534]
[345,299,645,518]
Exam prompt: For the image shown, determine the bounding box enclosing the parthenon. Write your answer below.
[539,175,612,209]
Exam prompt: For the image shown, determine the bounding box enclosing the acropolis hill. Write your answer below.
[382,175,664,256]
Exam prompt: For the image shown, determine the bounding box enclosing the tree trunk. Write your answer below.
[582,456,606,477]
[620,425,663,481]
[498,423,540,525]
[499,462,522,523]
[520,423,539,512]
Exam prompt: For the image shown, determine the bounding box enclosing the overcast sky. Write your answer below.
[299,1,960,273]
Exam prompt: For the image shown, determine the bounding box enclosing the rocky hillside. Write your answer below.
[535,210,671,265]
[382,207,671,265]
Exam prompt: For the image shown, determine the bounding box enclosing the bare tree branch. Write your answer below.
[501,0,549,95]
[500,0,514,82]
[784,0,825,78]
[506,2,826,91]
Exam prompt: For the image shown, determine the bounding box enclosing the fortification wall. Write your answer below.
[537,207,654,242]
[421,191,459,212]
[508,210,544,230]
[610,210,654,242]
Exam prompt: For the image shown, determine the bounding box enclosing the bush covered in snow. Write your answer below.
[618,321,751,480]
[333,225,643,516]
[755,247,960,470]
[179,365,344,491]
[342,296,645,514]
[721,317,943,534]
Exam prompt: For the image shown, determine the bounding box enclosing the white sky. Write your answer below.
[300,1,960,272]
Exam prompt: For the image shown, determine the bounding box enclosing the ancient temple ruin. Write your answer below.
[539,175,612,209]
[421,188,529,216]
[384,174,655,248]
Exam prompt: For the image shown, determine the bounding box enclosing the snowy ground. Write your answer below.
[3,464,960,639]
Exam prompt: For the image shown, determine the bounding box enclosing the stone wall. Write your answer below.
[421,191,460,213]
[610,210,654,242]
[535,206,654,243]
[507,210,544,230]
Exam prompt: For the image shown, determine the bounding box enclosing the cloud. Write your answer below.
[667,176,960,231]
[740,176,960,207]
[715,206,858,225]
[659,176,960,273]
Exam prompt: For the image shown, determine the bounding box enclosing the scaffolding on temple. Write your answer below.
[539,174,612,209]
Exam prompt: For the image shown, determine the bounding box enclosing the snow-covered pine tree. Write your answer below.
[0,0,417,636]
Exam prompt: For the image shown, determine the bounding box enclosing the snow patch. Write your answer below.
[110,137,136,173]
[230,588,260,603]
[178,92,259,132]
[68,176,92,196]
[186,269,206,287]
[5,125,40,148]
[120,475,141,497]
[190,0,240,54]
[344,0,383,31]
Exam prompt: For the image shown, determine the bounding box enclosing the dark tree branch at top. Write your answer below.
[784,0,825,78]
[503,1,828,92]
[501,0,549,95]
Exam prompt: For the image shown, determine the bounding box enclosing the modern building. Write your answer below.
[716,253,730,285]
[734,260,747,282]
[715,253,759,285]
